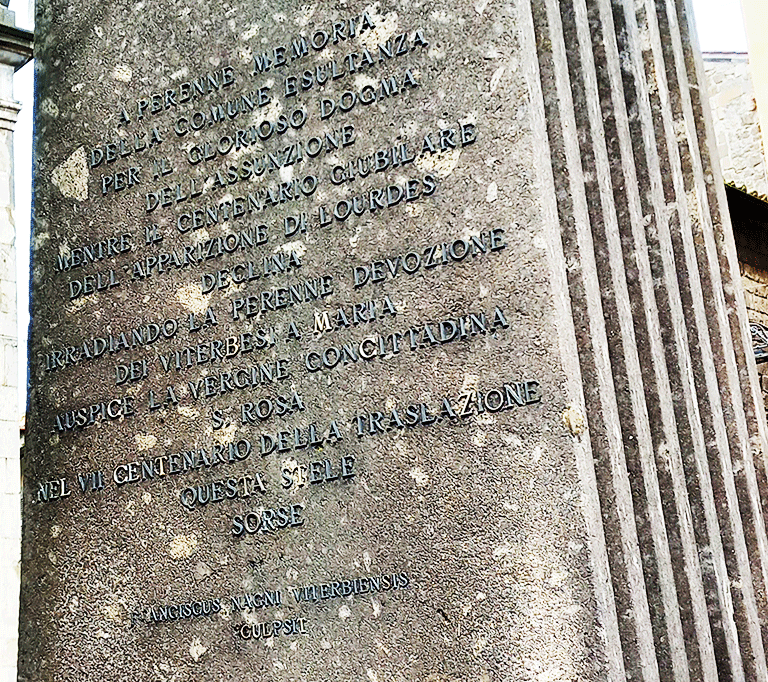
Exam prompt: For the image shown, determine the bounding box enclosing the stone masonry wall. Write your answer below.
[740,260,768,410]
[704,55,768,196]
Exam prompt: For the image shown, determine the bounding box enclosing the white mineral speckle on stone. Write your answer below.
[359,4,398,50]
[178,405,199,419]
[51,525,61,538]
[135,434,157,451]
[261,99,284,122]
[354,73,379,89]
[409,467,429,487]
[430,10,453,23]
[51,147,88,201]
[171,66,189,80]
[67,296,91,314]
[492,542,512,559]
[241,24,260,40]
[548,571,566,587]
[486,182,499,202]
[366,668,379,682]
[42,98,59,118]
[415,148,461,177]
[502,433,522,447]
[279,165,294,183]
[278,241,305,258]
[321,639,332,649]
[104,603,125,624]
[473,432,487,447]
[48,552,57,565]
[370,597,382,616]
[33,231,50,249]
[189,638,207,661]
[490,65,506,93]
[169,534,198,559]
[294,5,316,26]
[176,283,211,315]
[112,64,132,82]
[191,229,210,244]
[475,0,490,13]
[142,492,152,505]
[339,605,352,619]
[212,423,238,443]
[363,550,372,571]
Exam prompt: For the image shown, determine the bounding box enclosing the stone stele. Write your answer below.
[19,0,768,680]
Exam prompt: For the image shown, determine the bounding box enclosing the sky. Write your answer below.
[6,0,752,411]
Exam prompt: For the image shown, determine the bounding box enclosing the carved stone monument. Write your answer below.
[19,0,768,680]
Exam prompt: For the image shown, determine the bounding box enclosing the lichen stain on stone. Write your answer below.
[212,422,238,443]
[415,148,462,178]
[278,240,306,257]
[104,602,127,624]
[178,405,200,419]
[490,65,506,93]
[492,542,512,559]
[112,64,132,82]
[409,467,429,487]
[189,637,207,661]
[353,73,379,90]
[51,146,88,201]
[41,97,59,118]
[169,534,198,559]
[195,562,212,580]
[176,283,211,315]
[241,23,260,40]
[135,434,157,451]
[561,406,585,436]
[67,295,91,314]
[293,5,316,27]
[359,4,398,50]
[260,98,284,123]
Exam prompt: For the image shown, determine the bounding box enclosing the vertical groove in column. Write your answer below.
[664,2,768,670]
[650,0,768,675]
[527,0,768,676]
[572,0,695,677]
[630,0,750,675]
[585,0,725,676]
[601,0,722,676]
[530,0,651,678]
